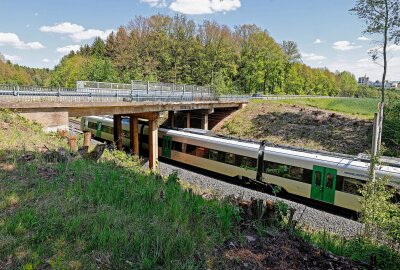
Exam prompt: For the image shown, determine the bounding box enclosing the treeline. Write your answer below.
[1,15,380,97]
[0,57,51,86]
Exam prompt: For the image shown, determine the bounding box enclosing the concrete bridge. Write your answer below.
[0,81,249,170]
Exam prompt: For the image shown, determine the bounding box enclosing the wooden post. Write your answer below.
[168,111,175,128]
[148,116,159,171]
[68,135,77,152]
[113,115,123,150]
[130,115,139,155]
[83,132,91,147]
[185,112,190,128]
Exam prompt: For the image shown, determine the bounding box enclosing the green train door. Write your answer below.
[311,166,337,204]
[161,136,172,158]
[96,121,102,137]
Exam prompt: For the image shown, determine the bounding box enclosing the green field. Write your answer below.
[254,98,380,119]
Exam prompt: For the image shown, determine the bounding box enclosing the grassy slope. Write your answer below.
[215,99,373,155]
[0,110,237,269]
[254,98,379,119]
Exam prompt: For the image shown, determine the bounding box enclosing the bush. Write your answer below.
[383,97,400,157]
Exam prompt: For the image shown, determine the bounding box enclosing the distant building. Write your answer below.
[358,75,369,85]
[390,82,399,89]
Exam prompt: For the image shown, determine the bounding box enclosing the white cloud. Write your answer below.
[141,0,242,14]
[332,40,361,51]
[301,52,326,61]
[56,45,80,54]
[314,38,324,44]
[357,36,370,41]
[4,54,22,62]
[0,32,45,50]
[141,0,166,7]
[40,22,114,42]
[40,22,85,34]
[34,12,39,16]
[70,29,114,42]
[167,0,241,15]
[42,58,50,63]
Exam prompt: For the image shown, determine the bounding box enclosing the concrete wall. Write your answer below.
[19,109,69,132]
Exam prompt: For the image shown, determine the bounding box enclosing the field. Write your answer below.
[254,98,380,119]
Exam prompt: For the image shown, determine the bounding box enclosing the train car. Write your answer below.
[81,116,400,212]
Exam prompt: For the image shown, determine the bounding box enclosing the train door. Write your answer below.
[161,136,172,158]
[311,166,337,204]
[96,121,102,137]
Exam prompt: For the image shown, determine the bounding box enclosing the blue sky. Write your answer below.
[0,0,399,81]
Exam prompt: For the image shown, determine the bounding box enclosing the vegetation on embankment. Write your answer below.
[1,109,399,269]
[214,98,374,155]
[0,110,239,269]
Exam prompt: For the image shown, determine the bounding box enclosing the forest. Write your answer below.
[0,14,380,97]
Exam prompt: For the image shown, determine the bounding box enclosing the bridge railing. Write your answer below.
[0,84,249,103]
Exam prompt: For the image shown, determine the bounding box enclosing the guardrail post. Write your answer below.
[183,84,185,95]
[147,81,149,94]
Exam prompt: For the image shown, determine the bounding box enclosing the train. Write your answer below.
[80,115,400,212]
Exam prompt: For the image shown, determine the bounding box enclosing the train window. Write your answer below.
[325,173,334,189]
[241,156,257,169]
[265,161,289,177]
[88,122,97,130]
[102,125,113,134]
[225,153,236,165]
[196,147,209,158]
[186,144,197,155]
[209,149,219,161]
[288,167,304,181]
[343,178,363,195]
[172,141,182,152]
[301,169,313,184]
[315,171,322,186]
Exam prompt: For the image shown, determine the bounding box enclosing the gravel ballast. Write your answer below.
[145,160,364,238]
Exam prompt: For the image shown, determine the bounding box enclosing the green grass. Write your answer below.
[297,229,400,270]
[254,98,379,119]
[0,152,239,269]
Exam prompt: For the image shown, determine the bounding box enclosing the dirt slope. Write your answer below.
[213,102,373,155]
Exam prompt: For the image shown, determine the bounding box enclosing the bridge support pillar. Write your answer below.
[129,115,139,155]
[148,115,159,171]
[168,111,175,128]
[201,114,209,130]
[185,112,190,128]
[113,115,123,150]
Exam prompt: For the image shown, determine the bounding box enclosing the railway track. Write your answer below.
[69,119,82,134]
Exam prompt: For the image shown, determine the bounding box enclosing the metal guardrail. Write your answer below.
[0,84,250,103]
[255,95,355,100]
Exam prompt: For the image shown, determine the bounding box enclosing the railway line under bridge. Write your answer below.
[0,80,249,170]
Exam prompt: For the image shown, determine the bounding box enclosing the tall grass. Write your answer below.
[0,154,239,269]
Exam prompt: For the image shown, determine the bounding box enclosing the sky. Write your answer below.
[0,0,399,81]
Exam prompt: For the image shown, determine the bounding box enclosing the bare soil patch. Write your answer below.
[213,102,373,155]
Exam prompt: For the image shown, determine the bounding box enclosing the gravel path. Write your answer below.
[145,160,364,238]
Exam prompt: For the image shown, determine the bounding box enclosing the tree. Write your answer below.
[281,41,301,64]
[350,0,400,102]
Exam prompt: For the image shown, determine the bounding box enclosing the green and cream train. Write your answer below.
[81,116,400,212]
